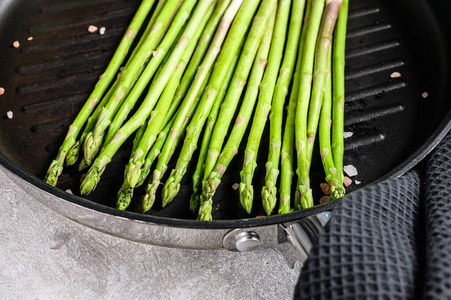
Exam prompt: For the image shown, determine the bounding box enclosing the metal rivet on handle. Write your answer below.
[235,231,261,252]
[223,230,261,252]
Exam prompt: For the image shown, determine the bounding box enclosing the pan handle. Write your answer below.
[279,211,332,266]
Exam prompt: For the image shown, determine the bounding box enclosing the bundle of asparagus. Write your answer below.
[45,0,349,220]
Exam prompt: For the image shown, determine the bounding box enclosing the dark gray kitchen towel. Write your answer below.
[294,131,451,299]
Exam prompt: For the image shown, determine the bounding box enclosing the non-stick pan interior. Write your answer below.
[0,0,450,223]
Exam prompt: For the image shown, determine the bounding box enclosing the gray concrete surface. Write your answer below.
[0,168,301,300]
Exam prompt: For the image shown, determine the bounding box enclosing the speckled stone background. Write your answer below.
[0,167,301,300]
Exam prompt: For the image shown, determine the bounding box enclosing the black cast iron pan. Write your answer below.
[0,0,450,229]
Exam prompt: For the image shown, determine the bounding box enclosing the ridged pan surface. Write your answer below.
[0,0,449,224]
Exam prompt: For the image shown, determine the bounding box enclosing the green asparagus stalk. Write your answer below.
[261,0,305,216]
[331,0,348,191]
[163,0,277,208]
[112,0,234,156]
[279,0,312,214]
[80,0,215,195]
[294,0,325,210]
[306,0,343,162]
[162,0,234,128]
[44,0,155,186]
[129,0,167,64]
[125,2,215,190]
[189,52,240,213]
[83,0,194,166]
[116,114,152,210]
[142,0,248,210]
[68,1,169,168]
[141,71,212,212]
[319,48,344,200]
[101,2,197,149]
[66,78,119,167]
[238,0,287,214]
[118,74,211,211]
[197,7,275,221]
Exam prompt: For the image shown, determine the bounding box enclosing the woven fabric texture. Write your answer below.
[294,131,451,299]
[423,133,451,299]
[294,170,421,299]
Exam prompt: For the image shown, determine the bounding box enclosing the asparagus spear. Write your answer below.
[69,0,168,168]
[141,71,213,212]
[197,7,275,221]
[142,0,249,210]
[162,0,234,129]
[44,0,155,186]
[261,0,305,216]
[117,0,233,190]
[80,0,215,195]
[238,0,288,214]
[319,48,344,200]
[278,0,312,214]
[190,52,240,213]
[112,0,234,156]
[83,0,194,166]
[332,0,348,192]
[125,2,215,190]
[128,0,167,64]
[294,0,325,210]
[65,78,119,167]
[116,114,152,211]
[306,0,343,162]
[163,0,277,208]
[118,69,212,211]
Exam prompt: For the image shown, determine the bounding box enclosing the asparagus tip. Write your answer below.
[189,191,200,213]
[197,197,212,221]
[44,160,60,186]
[161,177,180,207]
[116,184,133,211]
[239,182,253,214]
[65,141,80,166]
[261,185,277,216]
[142,184,157,212]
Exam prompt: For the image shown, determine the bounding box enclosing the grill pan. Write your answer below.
[0,0,450,251]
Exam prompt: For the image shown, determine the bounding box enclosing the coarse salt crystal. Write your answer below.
[320,196,330,204]
[99,27,106,35]
[343,176,352,187]
[13,41,20,48]
[390,71,401,78]
[343,132,353,139]
[0,88,4,95]
[27,36,33,41]
[355,180,361,185]
[6,111,13,119]
[422,92,428,98]
[232,183,239,190]
[320,183,330,195]
[66,189,73,195]
[88,25,98,33]
[344,164,358,177]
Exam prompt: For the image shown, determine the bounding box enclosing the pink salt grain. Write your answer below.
[0,88,4,95]
[13,41,20,48]
[320,183,331,195]
[422,92,429,98]
[390,71,401,78]
[27,36,33,41]
[6,111,13,119]
[320,196,330,204]
[88,25,98,33]
[343,176,352,187]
